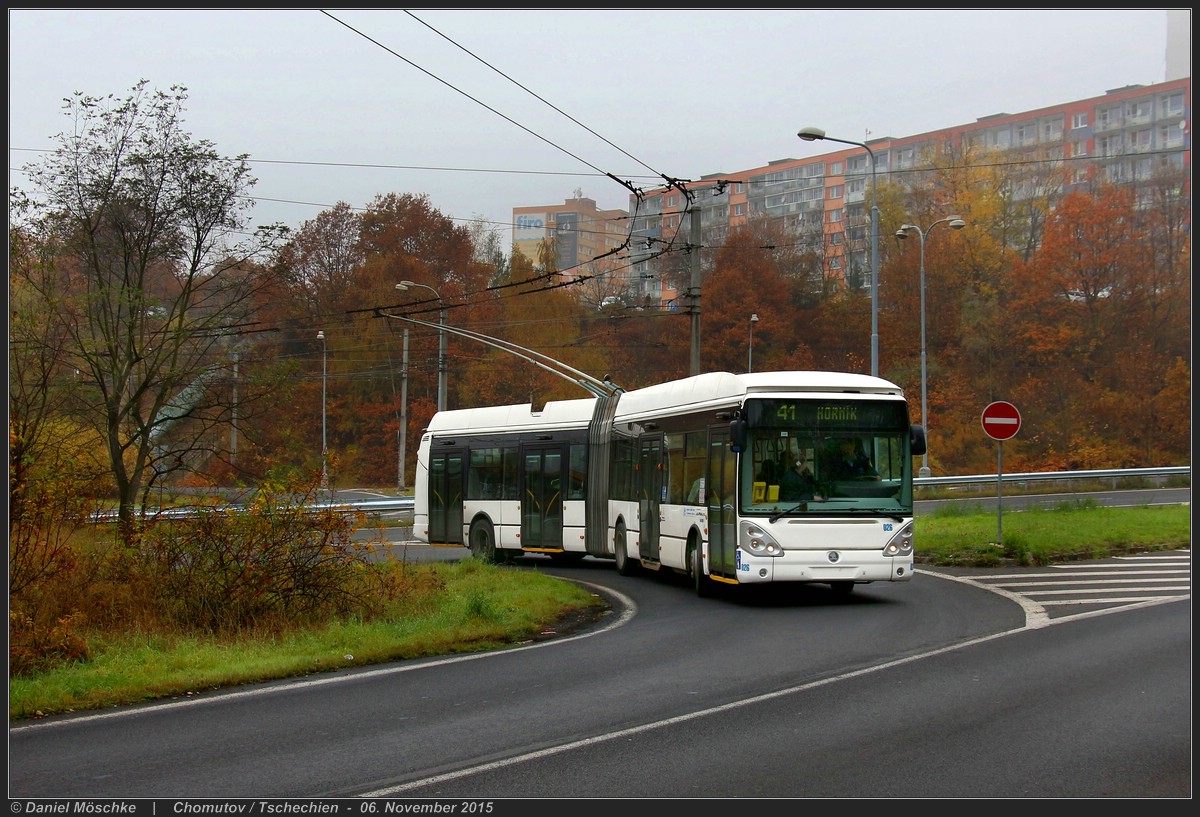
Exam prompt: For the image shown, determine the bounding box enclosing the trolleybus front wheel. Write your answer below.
[690,542,713,598]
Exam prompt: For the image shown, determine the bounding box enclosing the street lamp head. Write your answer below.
[316,330,325,341]
[396,280,442,300]
[896,225,917,239]
[797,126,826,142]
[750,313,759,323]
[948,217,966,230]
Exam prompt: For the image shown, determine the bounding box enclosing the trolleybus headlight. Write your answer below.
[739,521,783,557]
[883,521,914,557]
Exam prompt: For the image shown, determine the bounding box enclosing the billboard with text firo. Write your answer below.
[514,213,550,242]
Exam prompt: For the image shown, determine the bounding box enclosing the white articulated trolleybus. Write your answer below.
[412,370,927,596]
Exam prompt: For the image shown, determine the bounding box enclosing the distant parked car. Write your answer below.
[1064,286,1113,302]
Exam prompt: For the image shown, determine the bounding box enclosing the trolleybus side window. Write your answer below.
[684,431,706,504]
[467,446,504,500]
[501,445,520,500]
[611,437,635,501]
[665,432,685,504]
[568,443,586,499]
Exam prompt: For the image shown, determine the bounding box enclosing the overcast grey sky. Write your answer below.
[8,9,1181,244]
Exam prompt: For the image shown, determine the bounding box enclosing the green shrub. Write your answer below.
[137,478,401,633]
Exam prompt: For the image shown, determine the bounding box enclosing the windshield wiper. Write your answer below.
[768,497,853,523]
[769,500,906,524]
[862,507,906,522]
[768,504,805,523]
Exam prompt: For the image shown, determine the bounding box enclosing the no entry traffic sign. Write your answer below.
[981,401,1021,441]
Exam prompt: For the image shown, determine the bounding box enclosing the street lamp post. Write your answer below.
[748,313,759,372]
[316,330,328,491]
[396,280,447,412]
[895,215,966,477]
[798,126,879,377]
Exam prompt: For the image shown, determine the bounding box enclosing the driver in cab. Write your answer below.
[826,438,879,481]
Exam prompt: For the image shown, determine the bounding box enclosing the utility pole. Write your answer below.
[689,207,702,376]
[230,349,238,468]
[398,328,409,493]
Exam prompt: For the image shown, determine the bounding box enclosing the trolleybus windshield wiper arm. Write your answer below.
[862,508,906,522]
[769,497,889,523]
[768,498,851,522]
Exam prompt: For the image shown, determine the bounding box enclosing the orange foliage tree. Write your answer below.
[700,221,802,374]
[1001,182,1187,469]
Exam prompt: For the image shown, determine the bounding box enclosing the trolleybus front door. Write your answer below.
[428,448,465,545]
[522,445,564,551]
[637,435,663,563]
[707,427,737,579]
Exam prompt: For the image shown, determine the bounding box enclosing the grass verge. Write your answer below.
[10,502,1190,722]
[9,559,606,721]
[915,500,1190,566]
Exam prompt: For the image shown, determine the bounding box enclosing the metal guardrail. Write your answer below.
[914,466,1189,489]
[94,468,1187,522]
[90,496,415,523]
[330,497,415,513]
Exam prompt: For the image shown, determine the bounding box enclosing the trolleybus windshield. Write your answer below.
[741,398,913,515]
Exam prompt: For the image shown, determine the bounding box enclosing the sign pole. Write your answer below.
[997,440,1003,546]
[981,401,1021,549]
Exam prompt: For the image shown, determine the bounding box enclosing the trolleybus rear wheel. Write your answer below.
[614,522,639,576]
[469,519,497,563]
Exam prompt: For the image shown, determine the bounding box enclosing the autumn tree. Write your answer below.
[1130,165,1191,463]
[466,215,511,286]
[1002,181,1190,468]
[255,193,497,487]
[879,143,1026,474]
[700,219,802,374]
[8,210,113,603]
[11,81,286,543]
[274,201,365,317]
[789,214,831,309]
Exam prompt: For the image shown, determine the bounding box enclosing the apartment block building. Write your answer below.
[512,76,1189,308]
[621,76,1190,305]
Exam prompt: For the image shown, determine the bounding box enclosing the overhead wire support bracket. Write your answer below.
[373,309,622,399]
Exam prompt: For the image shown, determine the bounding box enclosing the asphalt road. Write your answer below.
[9,548,1190,800]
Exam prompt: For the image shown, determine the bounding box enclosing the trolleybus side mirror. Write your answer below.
[730,417,748,453]
[910,425,927,457]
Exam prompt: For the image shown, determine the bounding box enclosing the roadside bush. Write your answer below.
[8,462,93,599]
[138,479,401,633]
[9,611,91,677]
[8,455,113,675]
